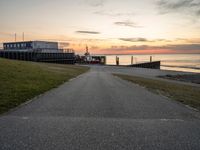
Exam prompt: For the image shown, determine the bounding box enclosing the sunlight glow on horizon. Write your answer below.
[0,0,200,54]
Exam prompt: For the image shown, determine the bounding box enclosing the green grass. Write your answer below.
[113,73,200,110]
[0,58,89,114]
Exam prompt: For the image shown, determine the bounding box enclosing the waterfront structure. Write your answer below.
[75,45,106,64]
[84,45,92,62]
[129,61,160,69]
[3,41,63,53]
[0,41,75,64]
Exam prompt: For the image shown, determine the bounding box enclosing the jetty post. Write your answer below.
[116,56,119,66]
[131,56,134,65]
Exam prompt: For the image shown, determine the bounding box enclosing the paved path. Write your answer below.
[0,66,200,150]
[89,65,200,87]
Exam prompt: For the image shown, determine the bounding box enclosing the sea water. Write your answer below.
[105,54,200,73]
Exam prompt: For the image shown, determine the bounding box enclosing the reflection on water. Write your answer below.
[105,54,200,73]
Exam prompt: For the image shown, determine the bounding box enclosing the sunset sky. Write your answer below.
[0,0,200,54]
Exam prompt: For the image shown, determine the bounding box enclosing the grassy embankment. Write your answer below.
[0,58,89,114]
[113,74,200,110]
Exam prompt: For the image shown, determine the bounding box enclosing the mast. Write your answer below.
[86,45,88,54]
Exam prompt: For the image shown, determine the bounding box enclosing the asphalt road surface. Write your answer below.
[0,66,200,150]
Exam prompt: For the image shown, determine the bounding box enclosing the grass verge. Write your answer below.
[0,58,89,114]
[113,73,200,111]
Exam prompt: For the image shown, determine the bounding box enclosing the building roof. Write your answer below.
[3,41,58,44]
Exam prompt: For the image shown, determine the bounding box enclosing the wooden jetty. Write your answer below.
[128,61,161,69]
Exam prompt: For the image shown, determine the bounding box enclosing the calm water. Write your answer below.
[105,54,200,73]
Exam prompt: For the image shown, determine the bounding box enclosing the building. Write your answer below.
[0,40,75,64]
[3,41,63,53]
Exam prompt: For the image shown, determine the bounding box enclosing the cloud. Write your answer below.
[94,11,135,17]
[156,0,200,16]
[119,38,172,43]
[107,45,152,51]
[90,46,100,49]
[106,44,200,52]
[114,20,142,28]
[119,38,148,42]
[163,43,200,51]
[76,31,100,34]
[84,0,105,7]
[157,0,191,10]
[196,9,200,15]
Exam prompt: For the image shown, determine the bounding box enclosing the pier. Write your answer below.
[129,61,161,69]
